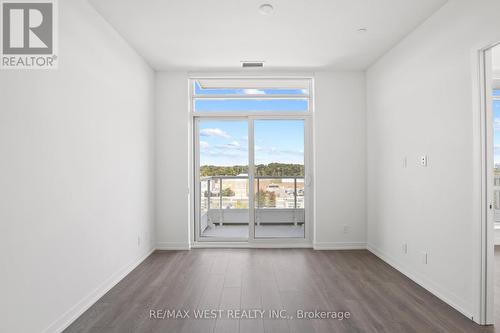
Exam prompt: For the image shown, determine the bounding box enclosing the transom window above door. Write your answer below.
[191,78,312,114]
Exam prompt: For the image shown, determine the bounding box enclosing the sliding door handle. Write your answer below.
[305,174,312,186]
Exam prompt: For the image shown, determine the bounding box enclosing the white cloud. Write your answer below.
[215,141,247,151]
[255,146,303,156]
[204,150,241,158]
[200,128,230,139]
[199,141,209,150]
[243,88,266,95]
[494,118,500,131]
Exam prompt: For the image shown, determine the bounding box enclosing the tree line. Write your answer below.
[200,163,304,177]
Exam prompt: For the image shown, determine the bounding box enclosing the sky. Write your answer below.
[194,81,309,112]
[194,82,308,96]
[199,119,304,166]
[196,81,306,166]
[195,99,308,112]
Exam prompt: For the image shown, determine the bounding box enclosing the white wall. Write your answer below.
[313,72,367,249]
[155,72,191,249]
[366,0,500,321]
[0,1,155,332]
[155,71,366,249]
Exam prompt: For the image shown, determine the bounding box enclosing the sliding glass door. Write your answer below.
[195,117,308,241]
[197,119,249,240]
[253,119,305,238]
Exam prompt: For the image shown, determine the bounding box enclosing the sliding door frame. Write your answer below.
[475,41,500,325]
[248,115,312,243]
[193,117,250,243]
[193,115,312,246]
[189,76,314,248]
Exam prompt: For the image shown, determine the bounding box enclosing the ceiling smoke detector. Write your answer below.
[259,4,274,15]
[241,61,265,68]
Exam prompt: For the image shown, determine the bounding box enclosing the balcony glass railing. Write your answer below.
[200,176,304,212]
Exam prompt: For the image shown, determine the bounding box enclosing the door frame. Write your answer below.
[189,76,314,248]
[193,116,250,243]
[192,116,313,246]
[476,41,500,325]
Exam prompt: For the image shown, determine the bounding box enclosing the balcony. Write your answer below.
[495,172,500,223]
[199,176,305,238]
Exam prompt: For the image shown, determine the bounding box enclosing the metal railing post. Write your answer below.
[294,177,297,209]
[257,177,260,208]
[207,179,211,210]
[294,177,298,226]
[256,177,260,226]
[219,177,223,226]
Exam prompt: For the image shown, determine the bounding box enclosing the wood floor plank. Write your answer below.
[64,249,496,333]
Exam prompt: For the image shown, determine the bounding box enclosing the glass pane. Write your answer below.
[208,178,221,209]
[193,80,309,96]
[198,120,249,239]
[200,179,209,212]
[254,120,305,238]
[296,179,305,209]
[194,98,309,112]
[255,178,297,209]
[220,178,249,209]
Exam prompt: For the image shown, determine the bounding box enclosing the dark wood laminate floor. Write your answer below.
[65,249,494,333]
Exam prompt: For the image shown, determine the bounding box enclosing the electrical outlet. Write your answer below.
[402,243,408,254]
[421,252,428,264]
[137,236,141,247]
[420,155,428,167]
[343,225,349,234]
[402,156,407,168]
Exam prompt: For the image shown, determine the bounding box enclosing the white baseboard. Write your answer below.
[42,247,155,333]
[156,241,191,250]
[313,241,366,250]
[366,244,475,323]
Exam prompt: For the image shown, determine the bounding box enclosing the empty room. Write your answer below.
[3,0,500,332]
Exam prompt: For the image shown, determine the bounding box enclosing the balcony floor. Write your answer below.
[201,224,305,238]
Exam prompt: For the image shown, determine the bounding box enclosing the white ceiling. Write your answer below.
[88,0,447,71]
